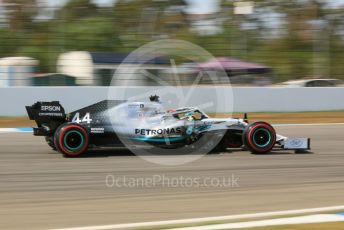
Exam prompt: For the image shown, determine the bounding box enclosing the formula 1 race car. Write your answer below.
[26,96,310,157]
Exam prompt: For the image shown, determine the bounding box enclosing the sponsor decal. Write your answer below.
[289,138,303,148]
[128,104,144,118]
[41,105,61,112]
[186,126,193,135]
[91,127,105,134]
[135,127,182,136]
[284,138,308,150]
[38,112,63,117]
[128,103,144,108]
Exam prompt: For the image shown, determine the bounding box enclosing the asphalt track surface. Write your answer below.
[0,124,344,230]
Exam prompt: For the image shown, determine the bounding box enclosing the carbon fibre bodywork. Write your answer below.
[26,99,311,155]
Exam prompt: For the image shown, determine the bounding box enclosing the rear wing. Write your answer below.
[26,101,66,136]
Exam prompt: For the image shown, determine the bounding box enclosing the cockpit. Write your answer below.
[170,108,208,121]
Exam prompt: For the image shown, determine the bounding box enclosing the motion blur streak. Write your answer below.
[0,124,344,229]
[0,1,343,86]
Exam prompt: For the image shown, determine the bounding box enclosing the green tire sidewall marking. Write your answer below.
[63,130,84,151]
[252,128,271,148]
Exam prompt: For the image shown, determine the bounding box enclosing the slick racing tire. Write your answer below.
[54,123,89,157]
[243,121,276,154]
[45,136,57,151]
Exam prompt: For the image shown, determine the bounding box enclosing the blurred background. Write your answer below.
[0,0,343,87]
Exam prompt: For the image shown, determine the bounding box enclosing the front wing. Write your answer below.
[276,134,311,151]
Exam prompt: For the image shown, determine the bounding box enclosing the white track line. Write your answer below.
[0,128,32,133]
[52,205,344,230]
[168,214,344,230]
[0,128,17,132]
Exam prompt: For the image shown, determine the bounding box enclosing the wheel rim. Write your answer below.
[252,128,271,148]
[63,130,84,151]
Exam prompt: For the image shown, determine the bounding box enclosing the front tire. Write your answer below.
[54,123,89,157]
[243,121,276,154]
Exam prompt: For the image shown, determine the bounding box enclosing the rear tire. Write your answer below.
[54,123,89,157]
[243,121,276,154]
[45,136,57,151]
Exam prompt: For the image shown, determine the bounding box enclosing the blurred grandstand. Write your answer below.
[0,0,343,86]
